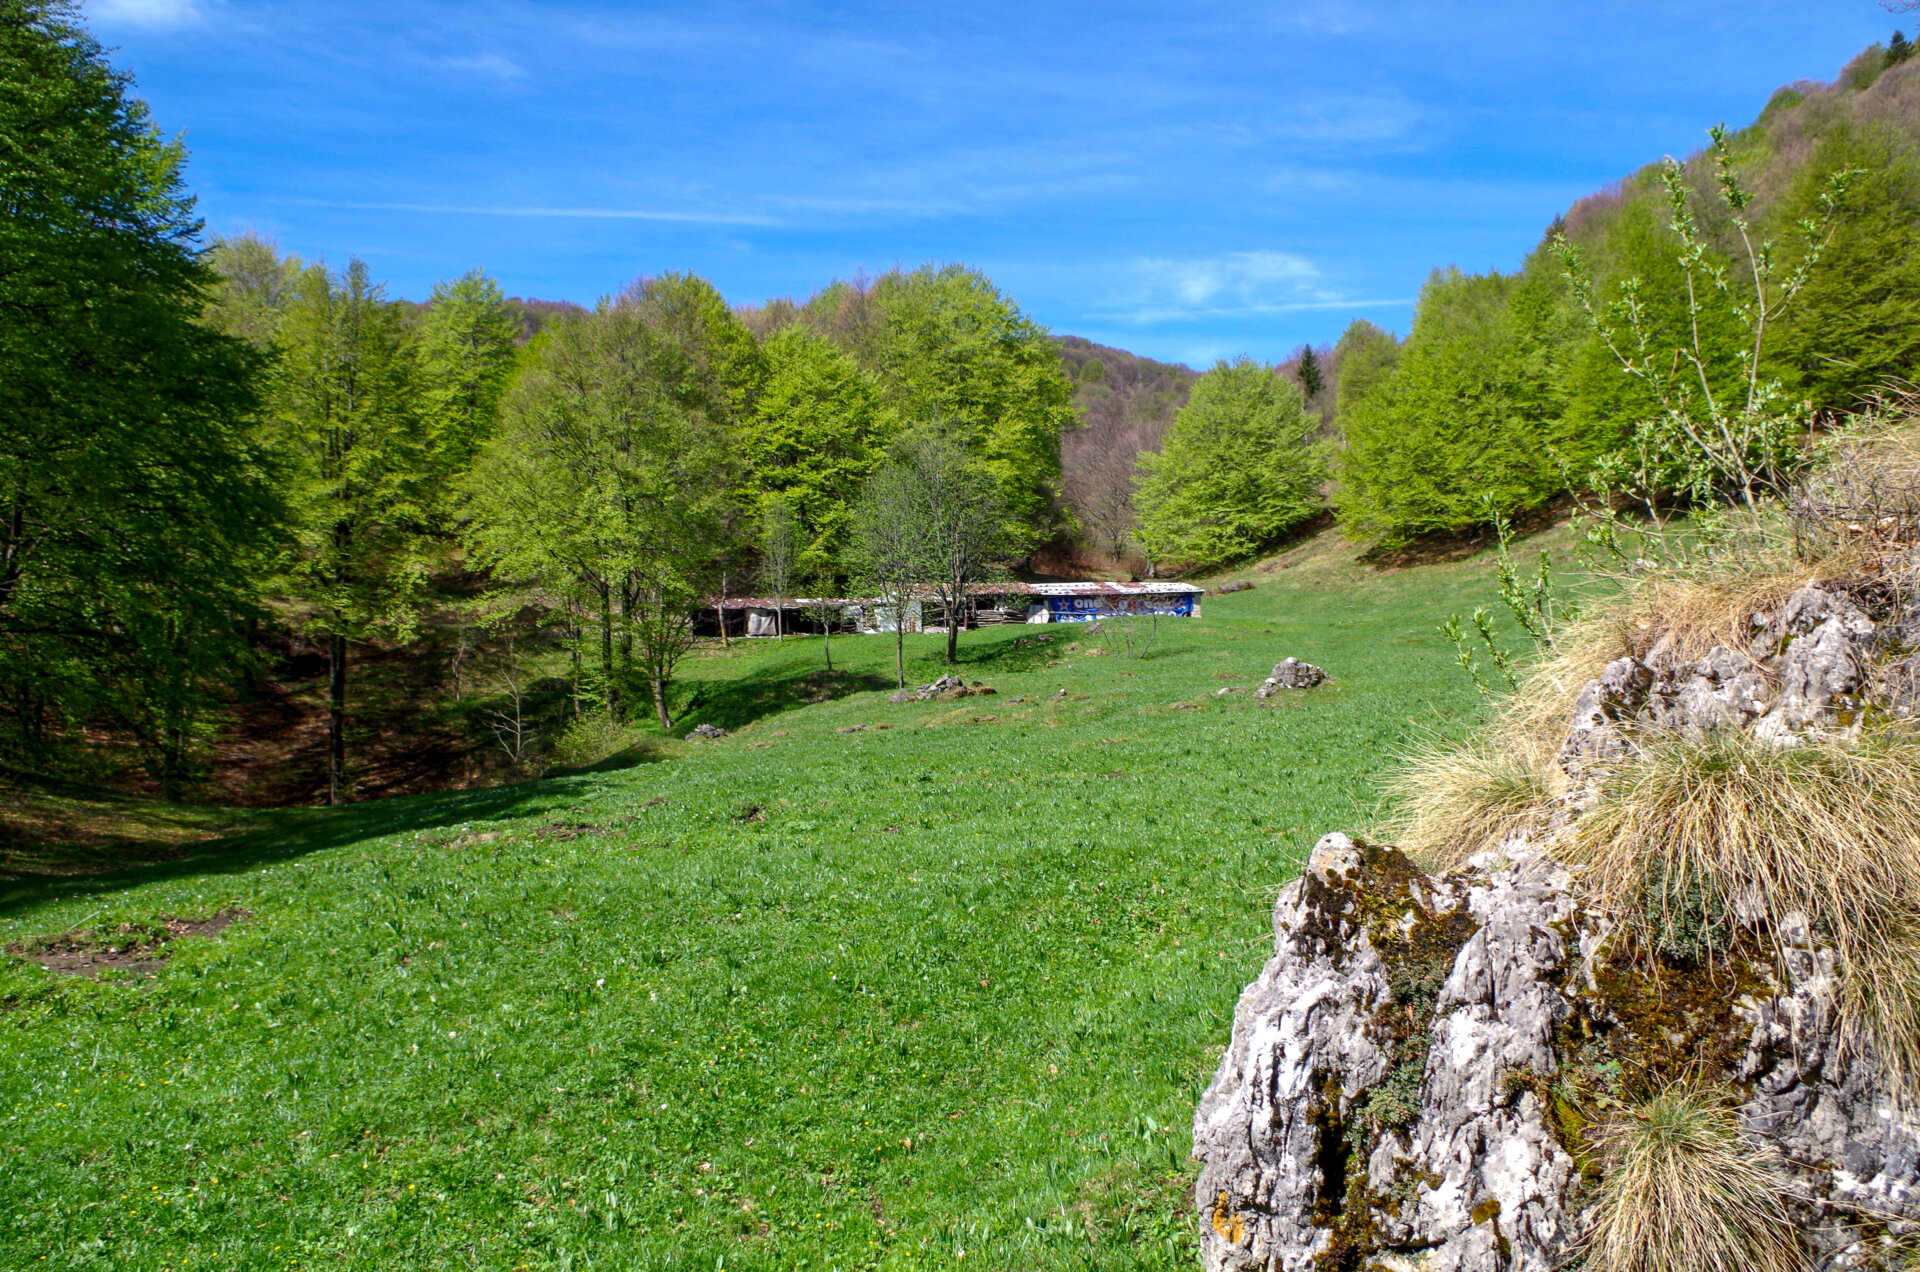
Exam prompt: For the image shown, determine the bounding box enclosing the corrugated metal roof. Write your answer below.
[716,597,859,610]
[712,581,1202,608]
[1020,581,1204,596]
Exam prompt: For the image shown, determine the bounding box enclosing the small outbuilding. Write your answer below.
[702,581,1204,636]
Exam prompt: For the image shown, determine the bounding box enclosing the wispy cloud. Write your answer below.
[1275,96,1421,144]
[439,52,526,81]
[294,200,779,227]
[88,0,201,27]
[1096,250,1409,324]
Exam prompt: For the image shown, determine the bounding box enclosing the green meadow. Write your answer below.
[0,534,1521,1271]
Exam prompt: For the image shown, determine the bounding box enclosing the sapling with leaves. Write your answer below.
[759,496,798,642]
[907,433,1015,665]
[797,575,845,672]
[1551,126,1859,517]
[1439,504,1562,696]
[850,457,929,689]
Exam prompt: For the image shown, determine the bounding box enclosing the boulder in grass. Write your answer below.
[1254,657,1326,698]
[687,723,729,740]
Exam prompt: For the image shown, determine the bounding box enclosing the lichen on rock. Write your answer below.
[1196,572,1920,1270]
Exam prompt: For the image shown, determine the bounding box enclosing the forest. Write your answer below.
[1,2,1100,804]
[9,0,1920,811]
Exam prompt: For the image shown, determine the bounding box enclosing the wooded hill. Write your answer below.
[1326,37,1920,549]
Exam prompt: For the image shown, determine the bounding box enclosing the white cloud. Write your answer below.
[1141,250,1319,306]
[1097,251,1410,325]
[440,52,526,81]
[298,199,778,227]
[88,0,201,28]
[1275,97,1419,144]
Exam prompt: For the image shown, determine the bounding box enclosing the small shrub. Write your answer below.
[547,711,647,770]
[1583,1084,1801,1272]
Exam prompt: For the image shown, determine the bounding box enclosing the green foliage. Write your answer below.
[270,259,438,801]
[464,299,733,729]
[1770,123,1920,411]
[274,260,437,637]
[1890,30,1913,67]
[0,1,280,793]
[741,326,894,575]
[1331,320,1401,427]
[1335,270,1570,547]
[203,232,302,350]
[628,271,766,428]
[840,265,1077,541]
[415,269,521,471]
[547,707,648,770]
[1134,358,1324,570]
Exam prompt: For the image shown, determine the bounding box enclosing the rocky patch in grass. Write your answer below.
[7,908,249,979]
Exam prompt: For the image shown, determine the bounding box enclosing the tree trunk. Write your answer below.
[823,618,833,672]
[327,630,347,805]
[618,579,635,698]
[599,585,617,721]
[894,610,905,688]
[652,677,672,730]
[946,598,959,665]
[719,573,730,649]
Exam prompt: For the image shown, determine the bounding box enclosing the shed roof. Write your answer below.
[712,580,1203,609]
[1019,581,1204,596]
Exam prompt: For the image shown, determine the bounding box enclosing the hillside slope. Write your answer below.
[0,527,1531,1271]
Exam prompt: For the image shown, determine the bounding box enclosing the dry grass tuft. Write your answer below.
[1584,1084,1803,1272]
[1380,737,1558,870]
[1568,726,1920,1088]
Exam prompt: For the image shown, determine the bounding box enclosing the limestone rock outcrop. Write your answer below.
[1196,578,1920,1271]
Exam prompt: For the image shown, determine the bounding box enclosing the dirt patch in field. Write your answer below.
[6,908,250,978]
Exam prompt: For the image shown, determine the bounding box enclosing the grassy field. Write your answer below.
[0,530,1531,1271]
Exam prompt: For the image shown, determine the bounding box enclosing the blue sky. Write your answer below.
[90,0,1895,367]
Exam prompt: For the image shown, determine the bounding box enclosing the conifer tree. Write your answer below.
[1295,345,1325,401]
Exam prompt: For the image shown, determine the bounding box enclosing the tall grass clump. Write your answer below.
[1568,726,1920,1086]
[1381,736,1557,868]
[1583,1085,1803,1272]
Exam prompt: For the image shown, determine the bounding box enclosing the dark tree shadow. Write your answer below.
[0,775,603,915]
[676,665,893,733]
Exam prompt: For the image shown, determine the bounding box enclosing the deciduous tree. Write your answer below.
[1135,359,1324,569]
[741,327,893,574]
[273,259,435,803]
[0,1,280,792]
[417,269,521,474]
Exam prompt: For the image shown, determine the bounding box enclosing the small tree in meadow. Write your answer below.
[759,496,798,642]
